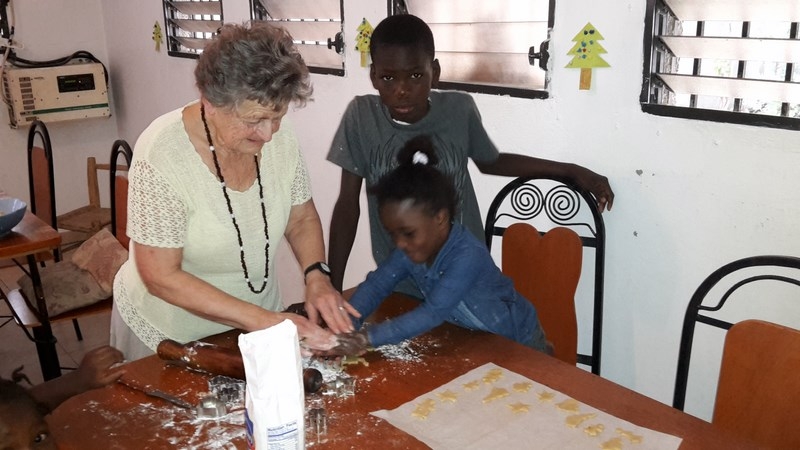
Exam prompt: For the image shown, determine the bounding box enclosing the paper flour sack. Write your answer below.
[238,320,305,449]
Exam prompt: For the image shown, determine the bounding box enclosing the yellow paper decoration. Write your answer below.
[152,21,163,52]
[355,18,373,67]
[565,22,610,90]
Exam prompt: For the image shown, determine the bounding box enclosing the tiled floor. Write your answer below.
[0,263,110,386]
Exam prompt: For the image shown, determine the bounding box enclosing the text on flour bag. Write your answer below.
[238,320,305,449]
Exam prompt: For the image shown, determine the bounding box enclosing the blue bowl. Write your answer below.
[0,198,27,238]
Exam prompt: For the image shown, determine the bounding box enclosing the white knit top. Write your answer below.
[113,105,311,350]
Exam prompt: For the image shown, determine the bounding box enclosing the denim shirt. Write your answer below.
[349,224,543,348]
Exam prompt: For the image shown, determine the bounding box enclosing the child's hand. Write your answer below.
[316,330,370,357]
[75,345,126,391]
[576,167,615,212]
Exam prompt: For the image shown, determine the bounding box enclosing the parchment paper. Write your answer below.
[372,363,682,450]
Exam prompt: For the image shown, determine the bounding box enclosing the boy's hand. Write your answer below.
[75,345,126,391]
[576,167,614,212]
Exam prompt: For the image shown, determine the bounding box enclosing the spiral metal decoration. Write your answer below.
[508,184,544,220]
[545,185,581,224]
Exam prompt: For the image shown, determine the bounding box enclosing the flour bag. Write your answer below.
[239,320,305,449]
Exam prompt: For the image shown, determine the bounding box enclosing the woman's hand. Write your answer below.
[304,274,361,334]
[281,312,338,353]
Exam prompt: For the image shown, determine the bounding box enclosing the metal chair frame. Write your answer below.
[485,175,606,375]
[672,254,800,410]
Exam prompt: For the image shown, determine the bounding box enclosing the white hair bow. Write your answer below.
[412,151,429,165]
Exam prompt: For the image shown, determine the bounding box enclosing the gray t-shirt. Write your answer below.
[327,90,499,269]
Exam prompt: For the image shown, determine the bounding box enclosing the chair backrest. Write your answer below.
[26,120,57,231]
[502,224,582,364]
[109,139,133,249]
[713,319,800,449]
[485,176,606,374]
[672,255,800,411]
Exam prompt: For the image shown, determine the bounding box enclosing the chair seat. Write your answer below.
[57,205,112,234]
[5,288,112,328]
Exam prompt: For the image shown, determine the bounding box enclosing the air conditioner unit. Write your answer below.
[2,60,110,128]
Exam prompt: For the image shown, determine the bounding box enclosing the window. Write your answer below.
[642,0,800,130]
[162,0,223,58]
[390,0,554,99]
[251,0,345,76]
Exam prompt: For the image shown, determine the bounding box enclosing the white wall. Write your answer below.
[0,0,120,210]
[6,0,796,422]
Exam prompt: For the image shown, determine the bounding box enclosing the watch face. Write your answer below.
[320,262,331,273]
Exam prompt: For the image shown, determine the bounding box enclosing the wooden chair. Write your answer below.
[27,120,112,251]
[485,176,606,374]
[713,319,800,449]
[673,255,800,411]
[501,224,582,364]
[3,139,132,378]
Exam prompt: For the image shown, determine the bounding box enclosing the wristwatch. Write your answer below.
[304,261,331,283]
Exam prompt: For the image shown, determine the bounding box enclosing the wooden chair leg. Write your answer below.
[72,318,83,341]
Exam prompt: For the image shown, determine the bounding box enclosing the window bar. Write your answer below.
[781,22,799,117]
[689,21,704,109]
[732,22,750,113]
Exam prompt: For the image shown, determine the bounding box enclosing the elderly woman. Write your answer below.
[110,22,358,361]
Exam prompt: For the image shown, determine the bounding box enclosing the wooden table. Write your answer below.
[0,212,62,380]
[48,295,756,449]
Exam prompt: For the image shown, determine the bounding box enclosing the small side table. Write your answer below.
[0,212,62,380]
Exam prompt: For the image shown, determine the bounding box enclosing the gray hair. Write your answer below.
[195,21,313,111]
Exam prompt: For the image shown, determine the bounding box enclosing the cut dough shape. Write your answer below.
[617,428,643,444]
[565,413,597,428]
[600,437,624,450]
[436,390,459,403]
[584,424,605,437]
[537,391,555,402]
[556,398,580,413]
[463,380,481,391]
[512,382,532,393]
[482,387,510,403]
[507,402,531,414]
[482,368,504,384]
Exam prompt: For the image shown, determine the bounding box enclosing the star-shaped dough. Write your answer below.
[507,402,531,414]
[512,382,532,393]
[556,398,580,412]
[565,413,597,428]
[482,368,504,384]
[537,391,555,402]
[437,390,459,403]
[584,424,605,437]
[482,387,510,403]
[463,380,481,391]
[600,437,624,450]
[617,428,643,444]
[410,398,436,420]
[411,405,433,420]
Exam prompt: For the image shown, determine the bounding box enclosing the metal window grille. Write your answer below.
[251,0,345,76]
[162,0,223,58]
[642,0,800,131]
[390,0,554,99]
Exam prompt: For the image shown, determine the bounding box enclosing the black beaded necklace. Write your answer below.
[200,104,269,293]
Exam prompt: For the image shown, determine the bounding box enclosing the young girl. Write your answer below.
[335,135,549,355]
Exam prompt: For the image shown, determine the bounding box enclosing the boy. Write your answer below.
[325,14,614,294]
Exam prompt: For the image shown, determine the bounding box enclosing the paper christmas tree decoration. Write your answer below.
[355,18,374,68]
[152,21,163,52]
[565,23,610,90]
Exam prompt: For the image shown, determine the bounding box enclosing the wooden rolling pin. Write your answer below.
[156,339,323,394]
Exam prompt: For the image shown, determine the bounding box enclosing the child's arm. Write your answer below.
[29,345,125,412]
[327,170,364,291]
[475,153,615,212]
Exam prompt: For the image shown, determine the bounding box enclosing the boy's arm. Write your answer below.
[29,345,125,412]
[475,153,615,212]
[328,170,364,291]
